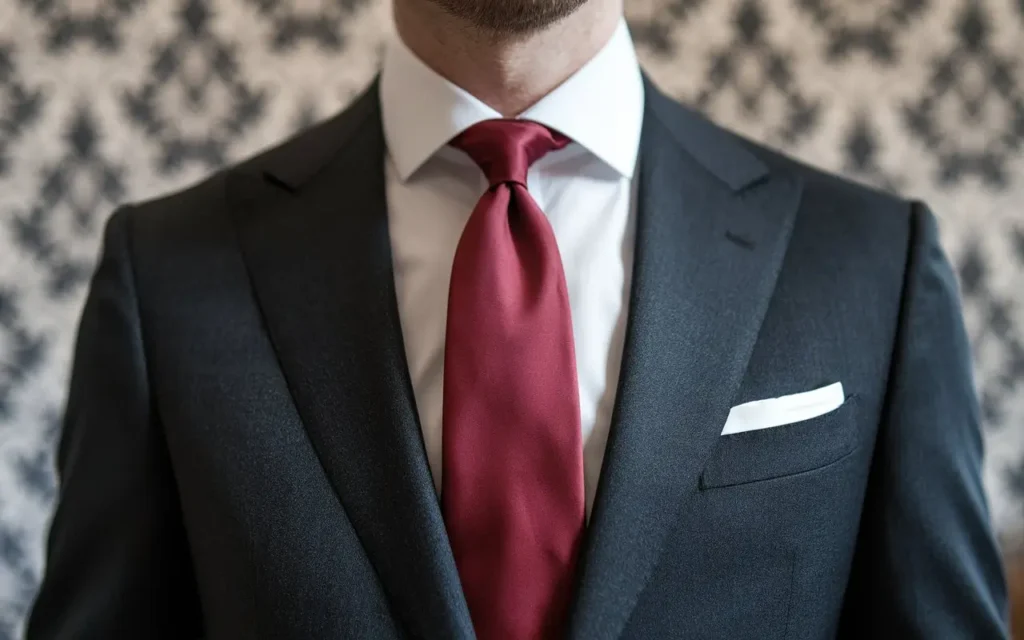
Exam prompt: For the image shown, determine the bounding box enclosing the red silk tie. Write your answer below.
[442,120,585,640]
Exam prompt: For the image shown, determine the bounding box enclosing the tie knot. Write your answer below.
[450,119,571,187]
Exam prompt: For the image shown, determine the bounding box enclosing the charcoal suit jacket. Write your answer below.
[27,78,1009,639]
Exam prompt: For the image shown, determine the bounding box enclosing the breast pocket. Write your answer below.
[699,394,859,490]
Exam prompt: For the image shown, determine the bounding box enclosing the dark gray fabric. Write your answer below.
[26,80,1008,639]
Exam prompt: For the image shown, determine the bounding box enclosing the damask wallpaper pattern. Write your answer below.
[0,0,1022,635]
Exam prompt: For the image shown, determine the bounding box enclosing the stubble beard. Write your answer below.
[427,0,590,35]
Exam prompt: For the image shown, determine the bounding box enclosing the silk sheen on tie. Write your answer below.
[441,120,586,640]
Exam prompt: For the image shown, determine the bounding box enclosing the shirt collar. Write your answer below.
[379,18,645,182]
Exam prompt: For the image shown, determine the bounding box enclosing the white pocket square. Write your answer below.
[721,382,845,435]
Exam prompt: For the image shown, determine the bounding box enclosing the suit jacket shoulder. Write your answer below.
[119,79,382,262]
[649,81,915,233]
[645,81,918,317]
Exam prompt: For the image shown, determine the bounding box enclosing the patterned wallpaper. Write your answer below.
[1,0,1022,635]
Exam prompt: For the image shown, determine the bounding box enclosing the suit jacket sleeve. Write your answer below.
[26,208,203,638]
[839,202,1009,638]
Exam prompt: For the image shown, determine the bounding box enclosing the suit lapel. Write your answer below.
[227,84,474,640]
[568,81,803,639]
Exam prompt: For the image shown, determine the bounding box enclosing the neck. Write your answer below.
[392,0,622,117]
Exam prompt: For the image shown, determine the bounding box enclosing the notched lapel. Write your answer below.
[568,82,803,640]
[227,84,473,640]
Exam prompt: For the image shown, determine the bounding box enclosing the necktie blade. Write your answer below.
[442,120,585,640]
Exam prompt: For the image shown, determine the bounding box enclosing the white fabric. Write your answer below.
[380,19,645,517]
[721,382,847,436]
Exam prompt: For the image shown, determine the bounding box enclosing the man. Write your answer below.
[26,0,1009,635]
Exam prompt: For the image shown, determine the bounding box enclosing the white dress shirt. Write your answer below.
[380,19,645,517]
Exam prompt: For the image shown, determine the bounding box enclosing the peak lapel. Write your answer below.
[227,85,473,640]
[568,83,803,639]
